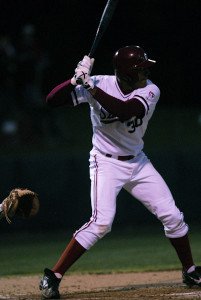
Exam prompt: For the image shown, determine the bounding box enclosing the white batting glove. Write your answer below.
[71,75,77,86]
[77,55,95,75]
[71,70,94,88]
[71,55,95,87]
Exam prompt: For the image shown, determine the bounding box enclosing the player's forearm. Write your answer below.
[88,87,145,121]
[46,80,74,107]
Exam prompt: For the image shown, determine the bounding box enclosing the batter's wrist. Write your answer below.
[88,86,97,96]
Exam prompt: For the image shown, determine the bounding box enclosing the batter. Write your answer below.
[39,46,201,299]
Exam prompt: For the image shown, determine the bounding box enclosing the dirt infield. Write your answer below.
[0,271,201,299]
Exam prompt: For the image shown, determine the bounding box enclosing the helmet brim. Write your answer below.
[135,59,156,69]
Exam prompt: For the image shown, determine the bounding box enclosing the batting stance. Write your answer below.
[40,46,201,298]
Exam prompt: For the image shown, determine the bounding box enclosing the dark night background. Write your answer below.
[1,0,201,106]
[0,0,200,231]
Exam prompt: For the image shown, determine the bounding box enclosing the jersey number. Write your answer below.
[127,118,143,133]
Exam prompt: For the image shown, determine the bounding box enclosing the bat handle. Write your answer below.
[76,52,92,85]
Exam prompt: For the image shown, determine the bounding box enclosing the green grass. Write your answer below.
[0,224,200,277]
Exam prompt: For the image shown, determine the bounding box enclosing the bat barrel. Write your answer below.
[88,0,118,57]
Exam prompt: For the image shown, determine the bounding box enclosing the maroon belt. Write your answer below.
[106,154,134,161]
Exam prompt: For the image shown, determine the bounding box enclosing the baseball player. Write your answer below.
[39,46,201,299]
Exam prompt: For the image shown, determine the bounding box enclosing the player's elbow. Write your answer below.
[46,94,53,106]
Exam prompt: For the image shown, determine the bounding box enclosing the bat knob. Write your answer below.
[76,78,83,85]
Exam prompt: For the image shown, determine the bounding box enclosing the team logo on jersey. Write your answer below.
[100,107,122,123]
[99,107,143,134]
[148,91,155,99]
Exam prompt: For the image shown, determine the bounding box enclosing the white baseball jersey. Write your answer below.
[70,76,188,250]
[71,75,160,157]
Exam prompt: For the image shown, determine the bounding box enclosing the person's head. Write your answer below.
[113,45,156,93]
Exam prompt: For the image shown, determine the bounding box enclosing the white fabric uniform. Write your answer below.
[71,75,188,250]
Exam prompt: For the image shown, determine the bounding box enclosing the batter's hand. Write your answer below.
[77,55,94,74]
[71,55,94,86]
[82,73,94,90]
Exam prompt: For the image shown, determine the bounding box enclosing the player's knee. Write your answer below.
[162,212,189,238]
[96,224,112,238]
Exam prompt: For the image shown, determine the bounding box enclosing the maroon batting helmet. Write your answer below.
[113,45,156,74]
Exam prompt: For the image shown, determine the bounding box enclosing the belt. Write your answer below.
[105,153,134,161]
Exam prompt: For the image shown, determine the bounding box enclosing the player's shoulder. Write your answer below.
[145,80,160,98]
[136,79,160,102]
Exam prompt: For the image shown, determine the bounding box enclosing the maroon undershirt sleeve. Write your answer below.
[46,80,145,121]
[46,79,75,107]
[93,87,145,121]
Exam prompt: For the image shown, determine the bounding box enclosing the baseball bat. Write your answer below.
[76,0,119,84]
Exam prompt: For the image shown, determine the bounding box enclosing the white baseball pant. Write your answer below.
[74,150,188,250]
